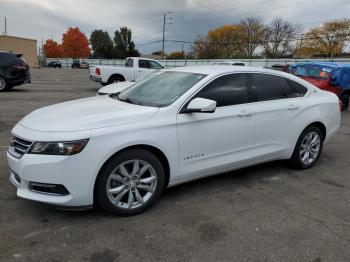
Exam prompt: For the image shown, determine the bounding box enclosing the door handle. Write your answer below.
[288,104,299,110]
[138,70,142,72]
[237,110,253,117]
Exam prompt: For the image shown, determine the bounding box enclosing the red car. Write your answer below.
[291,63,350,111]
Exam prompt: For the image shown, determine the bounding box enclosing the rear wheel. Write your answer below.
[108,75,124,84]
[95,149,165,216]
[0,77,8,92]
[290,126,324,169]
[341,94,349,111]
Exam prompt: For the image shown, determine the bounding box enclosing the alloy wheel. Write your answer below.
[0,77,6,90]
[106,159,157,209]
[299,131,321,165]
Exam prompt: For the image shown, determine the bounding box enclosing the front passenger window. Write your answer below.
[149,61,163,69]
[138,60,149,69]
[195,74,249,107]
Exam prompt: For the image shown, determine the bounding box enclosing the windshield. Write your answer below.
[293,65,331,80]
[117,71,207,107]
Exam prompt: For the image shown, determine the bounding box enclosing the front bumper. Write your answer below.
[7,127,99,207]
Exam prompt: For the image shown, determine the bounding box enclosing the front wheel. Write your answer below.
[95,149,165,216]
[341,94,349,111]
[0,76,8,92]
[290,126,324,169]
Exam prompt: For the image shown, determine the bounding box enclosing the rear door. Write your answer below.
[249,73,308,158]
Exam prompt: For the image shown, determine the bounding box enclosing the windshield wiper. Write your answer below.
[119,97,135,104]
[116,94,137,105]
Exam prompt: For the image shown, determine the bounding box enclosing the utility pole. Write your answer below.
[162,13,166,59]
[161,12,172,60]
[4,17,7,35]
[298,33,304,59]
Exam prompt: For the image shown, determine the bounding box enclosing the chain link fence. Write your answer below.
[45,58,350,69]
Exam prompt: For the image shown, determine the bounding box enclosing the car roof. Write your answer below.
[166,65,286,76]
[165,65,317,93]
[0,51,15,56]
[127,57,158,61]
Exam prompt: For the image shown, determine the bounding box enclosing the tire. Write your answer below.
[108,75,124,84]
[341,94,349,111]
[290,126,324,169]
[0,76,8,92]
[95,149,165,216]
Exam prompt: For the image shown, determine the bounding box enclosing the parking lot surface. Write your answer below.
[1,69,350,262]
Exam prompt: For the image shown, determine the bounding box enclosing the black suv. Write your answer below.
[47,61,62,68]
[0,52,31,91]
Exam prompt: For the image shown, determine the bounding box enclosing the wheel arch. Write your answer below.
[341,89,350,96]
[107,74,125,83]
[303,121,327,141]
[93,144,170,203]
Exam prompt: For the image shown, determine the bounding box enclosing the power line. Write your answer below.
[165,33,350,46]
[137,40,162,47]
[137,31,350,50]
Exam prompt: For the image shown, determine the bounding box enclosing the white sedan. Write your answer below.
[97,81,134,96]
[96,71,159,96]
[7,66,341,216]
[213,61,247,66]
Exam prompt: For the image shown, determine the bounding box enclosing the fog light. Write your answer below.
[29,182,69,196]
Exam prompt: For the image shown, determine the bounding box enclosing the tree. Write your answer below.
[90,30,114,58]
[304,19,350,58]
[238,17,265,57]
[152,50,163,56]
[113,27,140,58]
[61,27,91,58]
[262,17,301,58]
[193,25,242,59]
[167,51,185,59]
[44,39,62,58]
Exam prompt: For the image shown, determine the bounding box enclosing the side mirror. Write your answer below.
[185,98,217,113]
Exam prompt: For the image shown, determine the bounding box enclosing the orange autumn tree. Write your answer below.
[194,25,242,58]
[44,39,62,58]
[61,27,91,58]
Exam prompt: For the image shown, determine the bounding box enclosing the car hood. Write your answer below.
[98,81,134,95]
[19,96,159,132]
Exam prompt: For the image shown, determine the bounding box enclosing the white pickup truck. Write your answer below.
[89,57,164,85]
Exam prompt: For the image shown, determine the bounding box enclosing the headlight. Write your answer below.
[28,139,89,155]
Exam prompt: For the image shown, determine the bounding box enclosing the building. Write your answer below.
[0,35,38,67]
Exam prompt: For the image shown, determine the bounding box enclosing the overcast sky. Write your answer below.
[0,0,350,54]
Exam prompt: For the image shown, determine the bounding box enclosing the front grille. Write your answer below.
[8,136,33,158]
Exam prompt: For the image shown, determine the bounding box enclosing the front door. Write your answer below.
[136,59,154,80]
[176,73,256,180]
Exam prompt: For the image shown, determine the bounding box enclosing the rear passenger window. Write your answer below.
[0,53,15,66]
[195,74,249,107]
[288,80,308,97]
[252,74,292,101]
